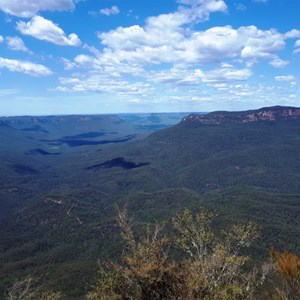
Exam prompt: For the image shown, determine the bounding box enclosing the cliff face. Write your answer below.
[181,106,300,125]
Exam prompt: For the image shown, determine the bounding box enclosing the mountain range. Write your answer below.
[0,106,300,298]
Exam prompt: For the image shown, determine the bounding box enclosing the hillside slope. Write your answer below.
[1,106,300,298]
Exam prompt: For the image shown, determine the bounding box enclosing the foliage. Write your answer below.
[172,209,263,299]
[88,206,185,300]
[88,207,266,300]
[5,275,63,300]
[267,249,300,300]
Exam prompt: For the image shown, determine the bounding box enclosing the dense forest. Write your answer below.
[1,107,300,299]
[4,207,300,299]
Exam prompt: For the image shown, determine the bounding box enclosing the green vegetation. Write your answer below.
[5,275,63,300]
[1,108,300,298]
[85,208,300,300]
[6,208,300,300]
[88,207,261,300]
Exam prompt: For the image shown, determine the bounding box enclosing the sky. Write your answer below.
[0,0,300,116]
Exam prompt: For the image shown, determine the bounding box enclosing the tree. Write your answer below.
[172,209,264,299]
[267,249,300,300]
[5,275,63,300]
[88,207,266,300]
[88,206,186,300]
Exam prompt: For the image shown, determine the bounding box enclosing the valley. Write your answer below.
[1,107,300,298]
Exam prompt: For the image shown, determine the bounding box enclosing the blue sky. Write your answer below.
[0,0,299,115]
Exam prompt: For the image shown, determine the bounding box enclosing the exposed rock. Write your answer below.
[181,106,300,125]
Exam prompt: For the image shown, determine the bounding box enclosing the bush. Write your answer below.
[5,275,63,300]
[88,207,267,300]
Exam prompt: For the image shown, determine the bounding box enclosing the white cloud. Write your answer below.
[176,0,227,10]
[293,39,300,54]
[183,26,241,64]
[202,65,252,82]
[61,58,76,70]
[83,44,101,56]
[0,35,3,43]
[73,53,145,77]
[275,75,296,82]
[16,16,81,46]
[0,0,75,18]
[99,25,152,50]
[149,67,202,86]
[97,24,290,69]
[284,29,300,39]
[239,26,285,61]
[6,36,31,53]
[100,6,120,16]
[235,3,247,11]
[176,0,200,4]
[93,1,293,71]
[293,41,300,55]
[99,25,240,66]
[58,74,151,94]
[52,0,298,109]
[269,58,289,68]
[61,19,293,100]
[148,64,252,87]
[0,57,52,76]
[190,96,211,101]
[147,0,227,29]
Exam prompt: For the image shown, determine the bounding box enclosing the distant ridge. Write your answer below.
[0,114,123,125]
[181,106,300,125]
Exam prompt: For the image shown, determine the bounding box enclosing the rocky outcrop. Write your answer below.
[181,106,300,125]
